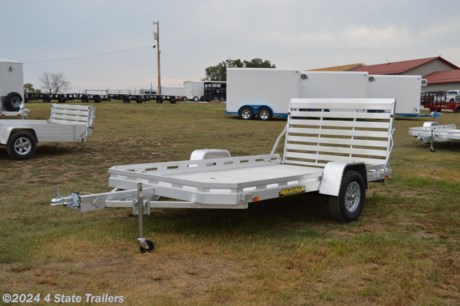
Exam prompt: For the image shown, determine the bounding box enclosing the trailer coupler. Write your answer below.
[50,189,81,209]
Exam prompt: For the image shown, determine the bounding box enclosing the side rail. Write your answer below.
[284,98,396,180]
[109,154,280,177]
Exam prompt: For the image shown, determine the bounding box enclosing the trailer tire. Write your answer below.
[6,131,37,160]
[58,95,66,103]
[328,170,365,222]
[239,107,254,120]
[258,107,272,121]
[4,92,22,111]
[139,240,154,253]
[169,97,176,104]
[93,95,102,103]
[81,95,89,103]
[193,96,199,102]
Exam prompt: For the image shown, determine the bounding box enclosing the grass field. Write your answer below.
[1,101,459,305]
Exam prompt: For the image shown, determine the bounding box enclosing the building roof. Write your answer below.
[309,63,365,72]
[351,56,459,75]
[424,69,460,85]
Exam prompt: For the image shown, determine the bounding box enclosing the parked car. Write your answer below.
[446,90,460,102]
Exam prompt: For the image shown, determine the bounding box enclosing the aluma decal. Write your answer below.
[279,186,305,197]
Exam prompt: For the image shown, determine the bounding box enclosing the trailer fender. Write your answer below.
[0,127,18,144]
[14,129,38,144]
[190,149,231,160]
[319,162,367,196]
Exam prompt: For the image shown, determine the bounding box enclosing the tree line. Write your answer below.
[203,58,275,81]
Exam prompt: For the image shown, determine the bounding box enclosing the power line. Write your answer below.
[24,45,152,64]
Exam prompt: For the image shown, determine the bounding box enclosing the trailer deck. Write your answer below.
[108,155,324,206]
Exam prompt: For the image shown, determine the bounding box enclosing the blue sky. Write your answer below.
[1,0,459,92]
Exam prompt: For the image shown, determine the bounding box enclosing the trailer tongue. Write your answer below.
[51,98,395,253]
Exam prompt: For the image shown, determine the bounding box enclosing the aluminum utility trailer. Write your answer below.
[51,98,395,253]
[0,104,95,159]
[409,121,460,152]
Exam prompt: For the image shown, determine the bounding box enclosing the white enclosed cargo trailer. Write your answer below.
[226,68,369,120]
[183,81,227,102]
[226,68,303,120]
[51,98,395,253]
[0,59,29,117]
[226,68,426,120]
[299,71,368,99]
[0,104,95,159]
[184,81,205,102]
[160,86,185,98]
[367,75,427,117]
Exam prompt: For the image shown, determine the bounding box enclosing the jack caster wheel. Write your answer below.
[139,240,155,253]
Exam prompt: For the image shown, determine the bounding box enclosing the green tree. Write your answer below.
[203,58,276,81]
[243,58,276,68]
[23,83,41,94]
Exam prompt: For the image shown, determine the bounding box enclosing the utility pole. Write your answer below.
[153,21,161,96]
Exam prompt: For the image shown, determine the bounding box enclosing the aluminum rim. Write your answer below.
[241,109,251,119]
[259,110,270,120]
[344,181,361,212]
[14,137,32,156]
[11,96,22,108]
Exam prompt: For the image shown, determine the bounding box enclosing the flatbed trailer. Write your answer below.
[0,104,95,159]
[51,98,395,252]
[424,101,460,113]
[409,121,460,151]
